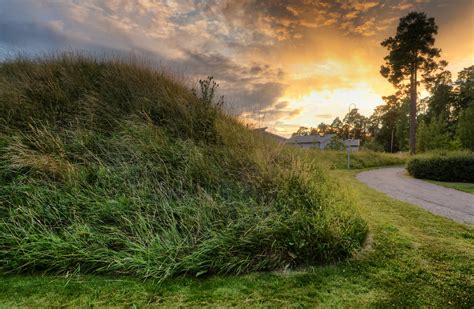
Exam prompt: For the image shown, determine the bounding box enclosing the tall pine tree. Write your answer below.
[381,12,442,154]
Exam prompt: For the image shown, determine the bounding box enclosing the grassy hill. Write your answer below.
[0,55,367,281]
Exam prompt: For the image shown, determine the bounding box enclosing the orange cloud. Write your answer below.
[1,0,472,137]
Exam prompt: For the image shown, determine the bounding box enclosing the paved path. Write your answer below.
[357,167,474,225]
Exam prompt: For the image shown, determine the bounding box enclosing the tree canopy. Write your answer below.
[380,12,441,89]
[380,11,442,154]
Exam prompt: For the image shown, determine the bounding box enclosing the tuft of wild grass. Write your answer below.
[0,54,367,281]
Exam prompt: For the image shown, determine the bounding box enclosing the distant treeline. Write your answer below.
[291,65,473,153]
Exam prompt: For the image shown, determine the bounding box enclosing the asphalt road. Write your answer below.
[357,167,474,225]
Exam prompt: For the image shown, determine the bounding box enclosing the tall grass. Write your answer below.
[0,54,367,281]
[311,150,407,170]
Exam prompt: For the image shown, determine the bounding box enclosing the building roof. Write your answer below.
[343,139,361,146]
[286,134,335,144]
[253,127,287,143]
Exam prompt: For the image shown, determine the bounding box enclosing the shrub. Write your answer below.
[407,152,474,182]
[326,136,345,151]
[457,105,474,151]
[416,117,452,152]
[362,139,385,152]
[0,54,368,281]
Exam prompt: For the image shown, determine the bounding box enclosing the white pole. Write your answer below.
[347,103,356,169]
[347,139,351,169]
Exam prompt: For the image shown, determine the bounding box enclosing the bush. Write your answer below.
[326,136,345,151]
[0,54,368,281]
[457,105,474,151]
[407,152,474,182]
[416,117,452,152]
[362,139,385,152]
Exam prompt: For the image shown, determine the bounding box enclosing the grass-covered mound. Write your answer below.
[407,152,474,182]
[0,55,367,281]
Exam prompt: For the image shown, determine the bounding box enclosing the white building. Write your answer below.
[253,127,287,143]
[286,134,361,151]
[344,139,360,152]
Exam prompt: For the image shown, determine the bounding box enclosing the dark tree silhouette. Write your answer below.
[454,65,474,117]
[380,12,442,154]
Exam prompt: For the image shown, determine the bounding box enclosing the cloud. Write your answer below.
[274,101,289,109]
[316,114,334,119]
[350,1,380,12]
[0,0,471,134]
[394,1,415,10]
[226,81,287,115]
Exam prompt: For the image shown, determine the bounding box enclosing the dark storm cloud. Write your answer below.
[227,80,287,116]
[0,0,290,115]
[202,0,472,40]
[158,49,287,114]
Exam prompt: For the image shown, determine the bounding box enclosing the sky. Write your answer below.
[1,0,473,137]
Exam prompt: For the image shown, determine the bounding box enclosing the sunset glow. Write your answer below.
[1,0,472,137]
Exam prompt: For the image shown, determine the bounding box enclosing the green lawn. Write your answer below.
[428,180,474,194]
[1,170,473,307]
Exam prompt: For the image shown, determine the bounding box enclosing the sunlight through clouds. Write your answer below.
[0,0,472,137]
[275,83,383,137]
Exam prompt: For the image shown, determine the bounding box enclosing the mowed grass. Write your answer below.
[1,170,472,307]
[428,180,474,194]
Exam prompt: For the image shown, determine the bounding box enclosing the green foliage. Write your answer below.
[362,139,385,152]
[380,11,443,154]
[454,66,474,117]
[371,64,473,153]
[192,76,224,109]
[0,54,367,281]
[1,170,472,307]
[369,95,409,152]
[291,109,369,143]
[425,70,455,124]
[416,117,451,152]
[326,136,345,151]
[380,11,441,88]
[457,105,474,150]
[407,152,474,182]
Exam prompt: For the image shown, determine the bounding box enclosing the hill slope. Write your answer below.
[0,55,367,280]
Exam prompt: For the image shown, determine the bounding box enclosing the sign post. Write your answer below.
[347,139,351,169]
[347,103,356,169]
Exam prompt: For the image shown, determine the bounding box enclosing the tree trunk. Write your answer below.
[409,67,417,155]
[390,128,394,153]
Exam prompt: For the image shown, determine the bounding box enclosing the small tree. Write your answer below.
[380,12,442,154]
[454,66,474,120]
[416,117,451,152]
[457,105,474,150]
[343,108,368,142]
[326,136,345,151]
[293,126,311,136]
[425,70,455,126]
